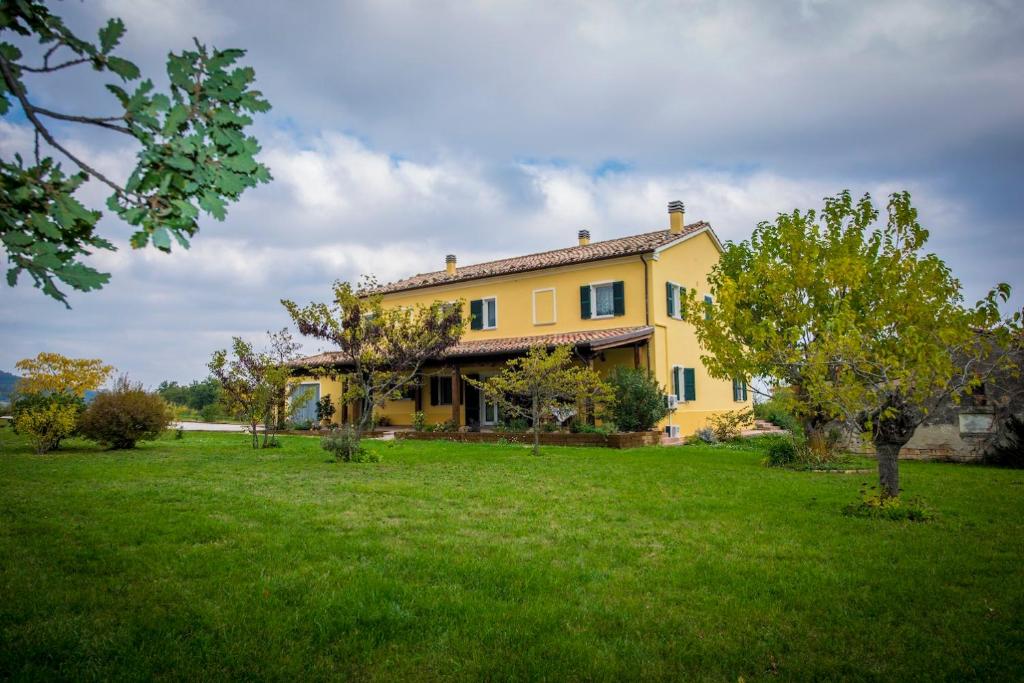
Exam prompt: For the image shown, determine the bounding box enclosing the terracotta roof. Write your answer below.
[370,222,711,295]
[291,326,654,368]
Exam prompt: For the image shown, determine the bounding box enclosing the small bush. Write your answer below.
[428,418,457,433]
[315,396,336,426]
[706,409,753,442]
[13,400,79,454]
[605,367,668,432]
[375,415,392,427]
[764,437,797,466]
[79,377,172,449]
[843,489,935,522]
[496,417,529,433]
[695,427,717,444]
[198,403,221,422]
[572,421,616,435]
[411,411,427,431]
[320,426,380,462]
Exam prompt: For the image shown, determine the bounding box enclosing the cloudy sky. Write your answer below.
[2,0,1022,385]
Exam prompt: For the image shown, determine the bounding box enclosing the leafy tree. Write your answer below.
[686,190,1020,498]
[208,334,304,449]
[604,366,668,432]
[78,375,172,449]
[0,1,271,305]
[157,376,222,413]
[14,351,112,396]
[468,345,614,456]
[282,278,465,457]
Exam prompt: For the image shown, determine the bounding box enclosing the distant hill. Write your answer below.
[0,370,20,401]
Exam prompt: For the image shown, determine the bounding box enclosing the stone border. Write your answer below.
[395,430,662,449]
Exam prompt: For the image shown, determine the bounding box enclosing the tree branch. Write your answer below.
[0,55,137,202]
[32,106,131,134]
[17,56,91,73]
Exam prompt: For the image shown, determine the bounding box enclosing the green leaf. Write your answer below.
[98,18,125,53]
[105,55,140,80]
[151,227,172,251]
[198,191,227,220]
[162,104,189,136]
[165,155,195,172]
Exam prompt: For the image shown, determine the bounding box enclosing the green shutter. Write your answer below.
[741,383,748,401]
[683,368,696,402]
[666,282,675,317]
[672,367,681,399]
[679,285,687,320]
[580,286,591,319]
[612,281,625,316]
[470,299,483,330]
[732,378,739,401]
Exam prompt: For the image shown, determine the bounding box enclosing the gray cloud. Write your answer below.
[2,0,1022,385]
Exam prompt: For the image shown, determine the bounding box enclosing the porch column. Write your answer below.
[633,343,641,369]
[451,364,461,427]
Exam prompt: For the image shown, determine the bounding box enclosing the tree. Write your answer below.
[0,1,271,306]
[604,366,668,432]
[687,190,1020,498]
[467,345,614,456]
[282,278,465,457]
[14,351,113,397]
[208,334,303,449]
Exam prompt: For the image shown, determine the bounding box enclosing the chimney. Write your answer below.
[668,200,685,234]
[578,229,591,246]
[445,254,457,275]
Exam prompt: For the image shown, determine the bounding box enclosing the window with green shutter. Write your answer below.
[672,366,682,399]
[732,378,744,402]
[683,368,696,401]
[703,295,713,321]
[612,281,625,316]
[666,282,685,319]
[580,285,591,319]
[469,299,483,330]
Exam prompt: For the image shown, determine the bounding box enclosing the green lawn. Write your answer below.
[1,429,1022,681]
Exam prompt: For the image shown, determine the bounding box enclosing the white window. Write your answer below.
[592,283,614,318]
[482,297,497,329]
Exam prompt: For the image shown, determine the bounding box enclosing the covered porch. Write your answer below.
[292,326,653,430]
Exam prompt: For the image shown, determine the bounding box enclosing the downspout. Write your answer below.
[640,254,652,369]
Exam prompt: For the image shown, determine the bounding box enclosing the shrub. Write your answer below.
[199,403,221,422]
[843,488,935,522]
[79,377,172,449]
[764,437,797,466]
[571,421,616,435]
[428,418,457,433]
[695,427,717,444]
[315,396,336,425]
[605,367,668,432]
[411,411,427,432]
[984,415,1024,468]
[13,400,79,454]
[321,426,380,462]
[375,415,392,427]
[706,409,753,442]
[496,417,529,433]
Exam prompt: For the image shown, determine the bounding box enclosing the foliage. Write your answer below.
[0,1,271,305]
[78,376,171,449]
[843,487,935,522]
[706,408,753,442]
[495,417,530,433]
[315,395,335,425]
[411,411,427,432]
[694,427,717,444]
[686,190,1021,498]
[157,376,221,411]
[427,418,457,433]
[753,387,801,433]
[604,367,667,432]
[12,398,78,454]
[571,420,617,435]
[467,345,614,456]
[983,415,1024,468]
[763,436,797,467]
[320,426,380,463]
[282,277,465,456]
[14,352,112,397]
[209,330,306,449]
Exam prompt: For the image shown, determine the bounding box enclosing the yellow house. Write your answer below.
[291,201,752,436]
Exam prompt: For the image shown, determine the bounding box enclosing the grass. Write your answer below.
[1,428,1022,681]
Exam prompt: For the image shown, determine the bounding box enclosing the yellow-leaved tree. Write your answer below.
[15,352,114,397]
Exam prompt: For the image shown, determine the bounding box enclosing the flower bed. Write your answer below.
[395,430,662,449]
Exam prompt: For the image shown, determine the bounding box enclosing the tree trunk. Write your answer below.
[250,420,259,449]
[875,442,901,498]
[532,393,540,456]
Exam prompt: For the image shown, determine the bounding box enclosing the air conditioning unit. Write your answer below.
[664,394,679,410]
[664,425,681,438]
